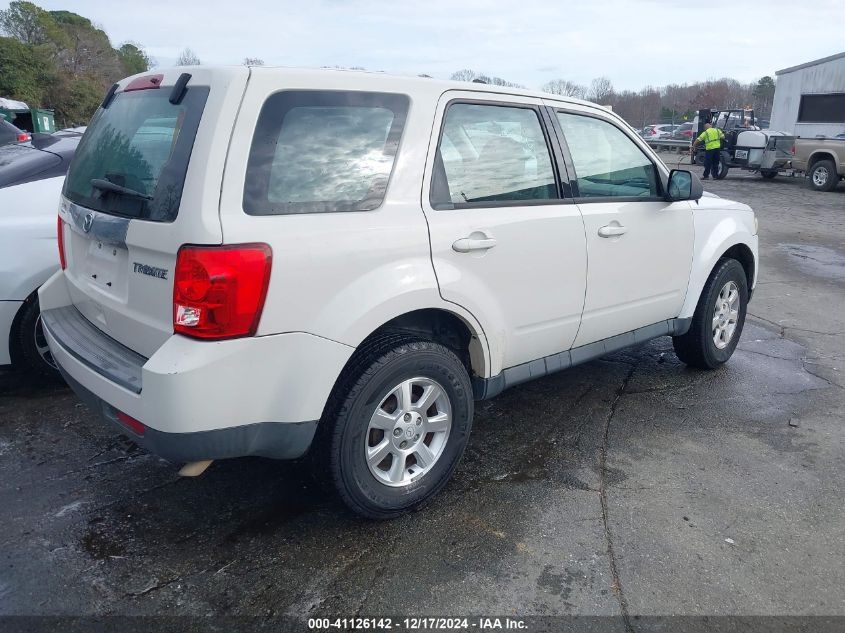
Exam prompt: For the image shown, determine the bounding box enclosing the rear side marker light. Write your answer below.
[173,244,272,340]
[57,216,67,269]
[117,411,145,436]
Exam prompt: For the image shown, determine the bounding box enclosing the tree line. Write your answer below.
[1,1,777,130]
[0,1,154,126]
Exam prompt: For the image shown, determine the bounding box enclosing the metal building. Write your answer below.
[770,51,845,138]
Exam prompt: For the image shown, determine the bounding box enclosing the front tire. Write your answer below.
[808,159,838,192]
[320,336,473,519]
[673,259,748,369]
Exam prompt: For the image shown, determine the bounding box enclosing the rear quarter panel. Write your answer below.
[0,175,64,301]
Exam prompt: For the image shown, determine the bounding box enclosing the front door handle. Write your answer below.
[598,224,627,238]
[452,236,498,253]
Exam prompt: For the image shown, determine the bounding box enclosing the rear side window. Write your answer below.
[64,86,209,222]
[431,103,558,209]
[243,91,409,215]
[556,112,659,199]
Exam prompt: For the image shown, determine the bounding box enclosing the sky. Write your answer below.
[6,0,844,91]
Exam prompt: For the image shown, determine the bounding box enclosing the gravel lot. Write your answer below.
[1,167,843,626]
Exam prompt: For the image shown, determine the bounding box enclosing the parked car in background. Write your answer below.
[41,68,757,518]
[791,136,845,191]
[640,124,677,140]
[671,122,694,140]
[0,129,82,376]
[0,118,30,145]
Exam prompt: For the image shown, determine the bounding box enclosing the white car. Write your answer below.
[40,68,758,518]
[0,131,82,376]
[640,124,677,140]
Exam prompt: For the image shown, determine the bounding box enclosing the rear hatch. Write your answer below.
[59,67,248,358]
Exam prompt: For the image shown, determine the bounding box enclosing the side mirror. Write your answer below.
[666,169,703,202]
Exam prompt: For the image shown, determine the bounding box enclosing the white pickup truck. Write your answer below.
[40,67,758,518]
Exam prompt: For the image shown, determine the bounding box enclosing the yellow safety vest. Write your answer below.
[697,127,724,150]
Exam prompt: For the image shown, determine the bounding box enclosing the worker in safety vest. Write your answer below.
[693,122,726,180]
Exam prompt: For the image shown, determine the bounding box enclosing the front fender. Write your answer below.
[679,205,758,318]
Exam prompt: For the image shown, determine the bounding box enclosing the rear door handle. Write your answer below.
[598,224,627,238]
[452,236,498,253]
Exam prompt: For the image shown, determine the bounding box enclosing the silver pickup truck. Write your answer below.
[791,135,845,191]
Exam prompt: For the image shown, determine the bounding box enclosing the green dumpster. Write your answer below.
[0,107,56,133]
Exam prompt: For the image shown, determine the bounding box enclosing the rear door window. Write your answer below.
[63,86,208,222]
[430,102,558,209]
[243,91,409,215]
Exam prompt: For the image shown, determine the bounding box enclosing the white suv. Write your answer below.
[40,67,758,518]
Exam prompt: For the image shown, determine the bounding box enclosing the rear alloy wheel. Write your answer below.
[321,337,473,519]
[808,159,838,192]
[673,258,748,369]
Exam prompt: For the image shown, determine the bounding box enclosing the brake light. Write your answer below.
[173,244,272,340]
[57,216,66,269]
[117,411,145,436]
[16,132,29,142]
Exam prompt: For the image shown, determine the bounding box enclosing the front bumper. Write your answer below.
[39,271,354,462]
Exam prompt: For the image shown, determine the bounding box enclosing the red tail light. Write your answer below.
[117,411,145,436]
[16,132,30,142]
[57,216,67,269]
[173,244,272,340]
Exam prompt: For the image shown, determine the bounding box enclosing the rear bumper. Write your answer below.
[39,271,354,462]
[56,363,317,462]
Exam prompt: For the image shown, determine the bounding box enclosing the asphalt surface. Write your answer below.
[1,167,843,625]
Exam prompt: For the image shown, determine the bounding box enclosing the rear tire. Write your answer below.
[673,259,748,369]
[760,170,777,179]
[9,293,60,380]
[318,336,473,519]
[716,154,730,179]
[808,159,838,192]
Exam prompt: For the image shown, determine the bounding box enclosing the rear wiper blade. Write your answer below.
[91,178,151,200]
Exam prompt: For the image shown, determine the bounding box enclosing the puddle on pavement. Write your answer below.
[779,243,845,281]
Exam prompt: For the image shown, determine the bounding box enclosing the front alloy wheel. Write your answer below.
[712,281,740,349]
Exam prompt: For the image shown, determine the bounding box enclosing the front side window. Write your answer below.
[556,112,660,199]
[431,103,558,208]
[243,91,408,215]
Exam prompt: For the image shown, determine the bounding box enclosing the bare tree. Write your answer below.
[542,79,587,99]
[177,47,200,66]
[243,57,264,66]
[589,76,614,104]
[450,69,477,82]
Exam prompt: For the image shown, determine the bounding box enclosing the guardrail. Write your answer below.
[645,138,692,152]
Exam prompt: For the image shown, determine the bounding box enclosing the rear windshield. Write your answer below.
[64,86,208,222]
[243,91,409,215]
